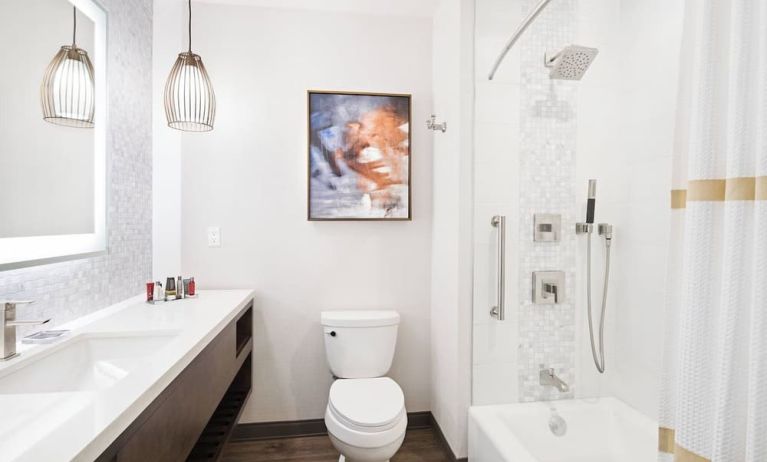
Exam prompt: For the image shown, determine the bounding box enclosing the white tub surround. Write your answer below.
[0,289,254,461]
[468,398,656,462]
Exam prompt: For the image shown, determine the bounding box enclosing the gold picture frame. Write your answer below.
[307,90,412,221]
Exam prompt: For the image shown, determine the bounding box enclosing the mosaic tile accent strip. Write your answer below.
[517,0,578,402]
[0,0,153,337]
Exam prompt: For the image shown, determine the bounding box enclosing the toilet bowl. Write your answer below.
[321,311,406,462]
[325,377,407,462]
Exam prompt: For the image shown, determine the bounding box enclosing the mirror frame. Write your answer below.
[0,0,107,271]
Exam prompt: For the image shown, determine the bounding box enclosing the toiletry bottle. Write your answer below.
[183,279,190,298]
[188,277,196,296]
[165,277,176,300]
[146,282,154,302]
[154,281,164,303]
[177,276,183,299]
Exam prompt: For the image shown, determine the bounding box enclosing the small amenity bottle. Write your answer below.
[154,281,164,303]
[165,277,176,300]
[176,276,183,299]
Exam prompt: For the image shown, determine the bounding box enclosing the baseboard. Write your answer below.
[231,411,432,441]
[231,418,327,441]
[231,411,464,460]
[429,414,468,462]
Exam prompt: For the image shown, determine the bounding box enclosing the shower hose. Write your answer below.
[586,231,611,374]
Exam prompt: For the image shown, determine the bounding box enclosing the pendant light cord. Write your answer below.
[72,6,77,46]
[188,0,192,52]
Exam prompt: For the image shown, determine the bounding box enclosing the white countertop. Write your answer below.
[0,289,255,462]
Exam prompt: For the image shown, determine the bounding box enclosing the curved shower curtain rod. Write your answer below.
[487,0,555,80]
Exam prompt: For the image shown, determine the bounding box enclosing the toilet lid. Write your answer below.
[328,377,405,428]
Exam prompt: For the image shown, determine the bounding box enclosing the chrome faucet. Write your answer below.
[1,301,50,360]
[540,367,569,392]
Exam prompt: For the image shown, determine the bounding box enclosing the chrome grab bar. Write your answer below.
[490,216,506,320]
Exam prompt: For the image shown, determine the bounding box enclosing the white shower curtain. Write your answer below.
[659,0,767,461]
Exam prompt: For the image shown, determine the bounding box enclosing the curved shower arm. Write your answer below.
[487,0,555,80]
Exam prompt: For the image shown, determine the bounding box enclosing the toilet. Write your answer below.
[321,310,407,462]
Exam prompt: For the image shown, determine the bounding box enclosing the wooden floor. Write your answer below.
[220,428,452,462]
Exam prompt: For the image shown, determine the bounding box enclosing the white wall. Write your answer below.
[472,0,580,406]
[575,0,685,419]
[471,0,522,407]
[199,0,440,18]
[152,0,183,280]
[179,3,434,423]
[431,0,474,457]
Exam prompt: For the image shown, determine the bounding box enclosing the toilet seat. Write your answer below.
[325,377,407,449]
[329,377,405,431]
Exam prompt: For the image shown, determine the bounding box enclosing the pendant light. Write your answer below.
[164,0,216,132]
[41,6,95,128]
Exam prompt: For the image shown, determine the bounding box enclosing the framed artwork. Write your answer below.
[307,90,411,221]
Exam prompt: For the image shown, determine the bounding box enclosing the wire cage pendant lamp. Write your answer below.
[164,0,216,132]
[41,6,95,128]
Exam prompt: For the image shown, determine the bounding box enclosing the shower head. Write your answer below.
[545,45,599,80]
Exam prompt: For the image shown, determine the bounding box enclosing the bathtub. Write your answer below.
[468,397,656,461]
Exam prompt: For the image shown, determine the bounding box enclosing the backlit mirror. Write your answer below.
[0,0,106,269]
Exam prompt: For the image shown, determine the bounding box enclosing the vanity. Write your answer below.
[0,290,254,462]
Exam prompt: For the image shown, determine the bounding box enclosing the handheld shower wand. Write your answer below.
[586,179,596,224]
[577,179,612,374]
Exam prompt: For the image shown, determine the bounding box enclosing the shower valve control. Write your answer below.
[533,271,565,305]
[534,214,561,242]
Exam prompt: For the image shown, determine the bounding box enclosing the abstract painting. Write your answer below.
[308,91,411,220]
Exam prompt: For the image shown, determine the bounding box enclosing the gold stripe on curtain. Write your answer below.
[758,176,767,199]
[671,190,687,209]
[674,445,711,462]
[725,177,755,200]
[670,176,767,208]
[659,427,675,453]
[688,179,726,201]
[658,427,711,461]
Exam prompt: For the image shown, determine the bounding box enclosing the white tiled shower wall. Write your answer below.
[574,0,683,419]
[516,0,578,402]
[472,0,681,412]
[473,0,579,404]
[0,0,153,336]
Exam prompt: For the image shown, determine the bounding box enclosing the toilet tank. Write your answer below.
[321,310,400,379]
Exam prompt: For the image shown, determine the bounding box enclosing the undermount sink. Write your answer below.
[0,333,176,394]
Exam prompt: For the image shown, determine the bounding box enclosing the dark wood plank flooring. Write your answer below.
[220,428,452,462]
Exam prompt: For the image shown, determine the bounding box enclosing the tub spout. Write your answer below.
[540,368,569,392]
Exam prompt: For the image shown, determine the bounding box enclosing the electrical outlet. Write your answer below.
[207,226,221,247]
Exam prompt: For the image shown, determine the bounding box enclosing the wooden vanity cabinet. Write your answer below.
[96,301,254,462]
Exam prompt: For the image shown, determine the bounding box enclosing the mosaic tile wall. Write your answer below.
[517,0,578,401]
[0,0,153,336]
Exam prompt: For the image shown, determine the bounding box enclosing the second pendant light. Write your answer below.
[164,0,216,132]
